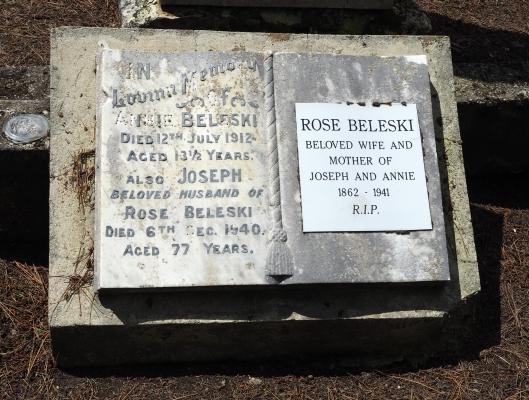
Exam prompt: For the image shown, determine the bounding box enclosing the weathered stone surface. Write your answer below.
[50,28,478,367]
[94,49,449,290]
[275,54,449,284]
[120,0,176,28]
[95,50,272,290]
[0,67,49,101]
[454,62,529,175]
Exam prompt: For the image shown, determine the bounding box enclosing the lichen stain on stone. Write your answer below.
[268,33,290,43]
[420,36,444,47]
[425,257,443,281]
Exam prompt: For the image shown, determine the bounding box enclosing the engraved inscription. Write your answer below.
[296,103,432,232]
[96,50,271,289]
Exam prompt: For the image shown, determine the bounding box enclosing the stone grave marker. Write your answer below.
[95,49,449,291]
[50,28,478,367]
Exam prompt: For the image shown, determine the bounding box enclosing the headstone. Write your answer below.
[95,49,449,291]
[159,0,393,8]
[49,28,479,367]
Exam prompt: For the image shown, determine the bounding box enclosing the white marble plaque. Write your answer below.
[95,49,274,290]
[296,103,432,232]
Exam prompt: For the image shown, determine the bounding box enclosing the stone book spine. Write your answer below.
[263,52,293,279]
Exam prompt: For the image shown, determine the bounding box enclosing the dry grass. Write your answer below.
[55,150,97,317]
[0,260,53,399]
[73,150,95,214]
[55,241,94,317]
[0,0,119,66]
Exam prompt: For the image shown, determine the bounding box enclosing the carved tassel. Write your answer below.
[264,52,293,280]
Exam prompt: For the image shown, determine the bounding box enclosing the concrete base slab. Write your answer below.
[49,28,479,368]
[454,62,529,175]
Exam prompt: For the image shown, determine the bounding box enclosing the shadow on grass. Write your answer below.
[154,1,529,70]
[0,150,49,267]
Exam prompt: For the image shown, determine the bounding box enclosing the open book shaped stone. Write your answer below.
[94,49,449,291]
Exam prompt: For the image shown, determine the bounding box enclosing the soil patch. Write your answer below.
[414,0,529,62]
[0,0,119,66]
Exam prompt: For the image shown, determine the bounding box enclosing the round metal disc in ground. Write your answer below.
[3,114,49,143]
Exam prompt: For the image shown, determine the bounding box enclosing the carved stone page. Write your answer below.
[95,50,284,290]
[273,53,450,284]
